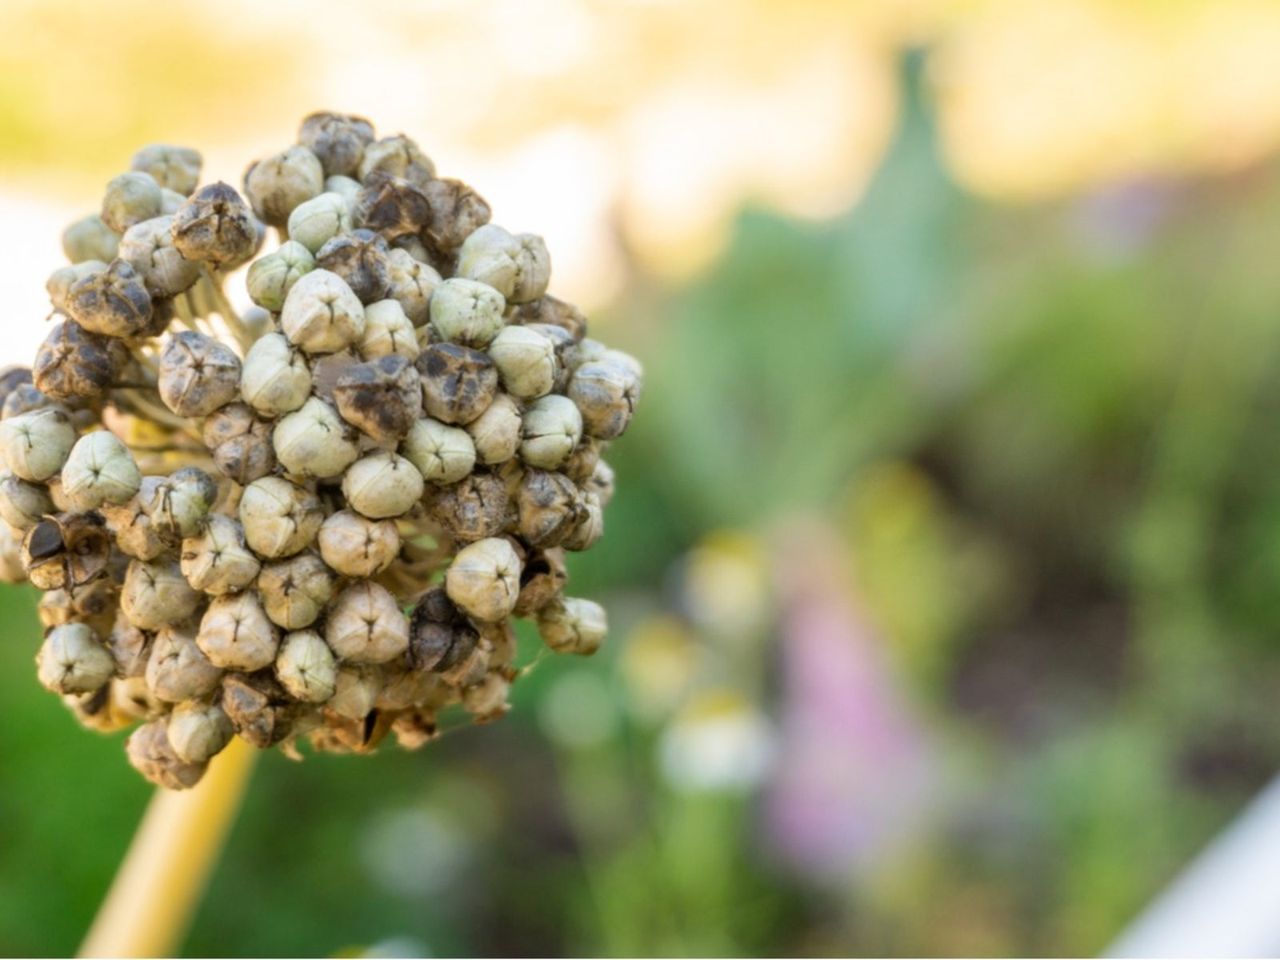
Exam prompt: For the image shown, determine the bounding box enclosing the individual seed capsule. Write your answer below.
[36,623,114,695]
[106,616,154,678]
[167,700,234,764]
[1,383,50,420]
[342,451,424,519]
[400,416,475,485]
[286,191,352,254]
[568,360,638,440]
[455,224,551,303]
[327,663,382,720]
[354,173,430,241]
[325,580,410,663]
[562,489,604,551]
[246,240,315,311]
[38,578,119,637]
[180,515,261,595]
[118,216,200,299]
[158,331,242,417]
[317,509,399,577]
[417,343,498,425]
[47,262,106,315]
[466,394,521,465]
[358,134,435,188]
[325,175,361,209]
[257,551,334,630]
[280,269,365,354]
[131,144,203,196]
[420,178,491,253]
[524,323,577,391]
[201,402,276,484]
[487,325,557,399]
[22,512,112,590]
[126,719,208,790]
[0,367,33,411]
[170,182,259,266]
[0,407,76,481]
[462,672,511,722]
[445,537,521,623]
[407,586,474,671]
[429,277,506,348]
[239,476,324,559]
[63,214,120,264]
[33,321,121,402]
[513,547,568,617]
[64,258,154,337]
[101,484,168,561]
[298,111,375,178]
[240,304,274,340]
[197,591,279,671]
[511,294,588,341]
[332,355,422,442]
[316,229,391,304]
[146,624,223,702]
[536,597,607,655]
[375,657,445,711]
[220,671,300,748]
[520,394,582,469]
[562,437,603,484]
[384,249,440,328]
[272,397,360,479]
[275,629,337,702]
[427,472,511,542]
[101,172,163,233]
[239,332,312,417]
[516,469,583,547]
[357,298,419,361]
[139,468,217,545]
[60,429,141,510]
[121,558,201,631]
[0,474,54,530]
[243,145,325,227]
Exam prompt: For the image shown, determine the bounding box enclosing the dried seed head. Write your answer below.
[286,191,352,254]
[513,547,568,617]
[325,580,410,663]
[131,144,203,196]
[23,512,112,590]
[61,429,141,510]
[417,343,498,425]
[357,298,420,361]
[273,629,336,703]
[327,663,382,720]
[316,229,391,304]
[239,476,324,559]
[445,537,521,623]
[34,321,121,402]
[354,173,430,241]
[197,591,279,671]
[48,261,106,315]
[243,145,325,227]
[317,509,399,577]
[462,672,511,722]
[401,416,476,485]
[121,558,202,631]
[299,111,375,178]
[342,451,424,519]
[36,623,114,695]
[466,393,521,466]
[520,394,582,469]
[0,473,54,530]
[168,700,234,764]
[101,172,163,233]
[246,240,315,311]
[201,402,276,484]
[240,332,312,417]
[257,551,334,630]
[180,514,261,595]
[63,214,120,264]
[146,624,223,702]
[220,671,300,747]
[428,471,511,542]
[563,489,604,551]
[170,182,259,267]
[516,469,583,547]
[158,331,242,417]
[273,396,360,479]
[537,596,607,655]
[333,355,422,443]
[358,134,435,188]
[280,269,365,355]
[118,216,200,299]
[511,294,588,341]
[420,178,490,253]
[456,224,551,304]
[429,277,506,348]
[143,467,218,540]
[106,616,153,678]
[127,719,208,790]
[0,407,76,481]
[384,249,440,328]
[488,325,557,399]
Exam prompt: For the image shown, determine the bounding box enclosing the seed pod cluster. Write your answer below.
[9,112,641,790]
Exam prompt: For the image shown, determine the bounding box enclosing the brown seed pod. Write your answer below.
[515,469,583,548]
[67,259,154,339]
[354,173,430,241]
[170,182,259,267]
[513,547,568,617]
[407,586,479,673]
[33,321,121,402]
[298,111,375,178]
[22,511,112,591]
[1,383,53,420]
[332,355,422,443]
[417,342,498,426]
[0,367,33,412]
[202,402,276,484]
[221,671,306,748]
[316,229,391,304]
[38,575,120,637]
[420,178,491,254]
[359,134,435,188]
[159,331,242,418]
[100,478,168,561]
[180,515,261,596]
[426,471,512,543]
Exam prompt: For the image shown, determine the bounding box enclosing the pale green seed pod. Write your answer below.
[60,430,141,511]
[466,394,521,466]
[0,474,54,530]
[239,476,324,559]
[455,224,551,303]
[536,596,607,655]
[243,145,325,227]
[385,248,440,327]
[317,510,399,578]
[257,552,333,630]
[323,175,361,209]
[180,515,261,595]
[273,397,360,479]
[520,394,582,469]
[275,629,337,703]
[101,172,163,234]
[131,144,203,196]
[342,451,424,519]
[488,325,557,399]
[142,467,217,540]
[62,214,120,264]
[118,215,200,297]
[429,277,506,348]
[167,700,233,764]
[357,298,419,360]
[0,408,76,481]
[146,625,223,703]
[36,623,114,695]
[287,192,352,254]
[280,269,365,354]
[126,719,208,790]
[197,592,279,671]
[401,417,476,484]
[445,537,521,623]
[239,332,312,417]
[159,188,186,215]
[121,558,201,631]
[246,240,315,311]
[325,581,409,663]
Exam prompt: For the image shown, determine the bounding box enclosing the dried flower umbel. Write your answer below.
[9,113,642,789]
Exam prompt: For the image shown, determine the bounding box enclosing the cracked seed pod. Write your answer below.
[143,468,218,541]
[520,394,582,469]
[563,489,604,552]
[354,173,430,241]
[418,343,498,425]
[257,551,333,630]
[102,172,163,234]
[146,624,223,703]
[121,558,202,631]
[358,298,419,361]
[401,416,476,485]
[445,537,521,623]
[167,700,233,764]
[48,261,106,315]
[333,355,422,443]
[326,580,409,663]
[0,474,54,530]
[275,629,337,702]
[197,591,279,671]
[66,258,155,336]
[456,224,551,304]
[127,719,208,790]
[246,240,315,311]
[239,476,324,559]
[34,321,121,402]
[299,111,374,178]
[118,217,200,299]
[420,178,491,253]
[513,547,568,617]
[37,577,120,638]
[516,469,583,548]
[101,483,167,559]
[23,512,112,590]
[287,192,353,254]
[243,145,325,227]
[0,407,75,481]
[342,451,424,519]
[537,597,607,656]
[159,331,241,417]
[359,134,435,188]
[61,429,141,511]
[317,510,399,578]
[202,403,276,484]
[171,182,260,267]
[63,214,120,264]
[407,586,475,670]
[36,623,114,695]
[273,397,360,479]
[131,144,203,196]
[428,471,511,542]
[429,277,506,348]
[180,515,261,595]
[316,229,391,304]
[488,325,557,399]
[466,393,521,466]
[280,269,365,354]
[220,672,302,748]
[240,332,312,417]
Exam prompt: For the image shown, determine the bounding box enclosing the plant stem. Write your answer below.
[77,737,258,958]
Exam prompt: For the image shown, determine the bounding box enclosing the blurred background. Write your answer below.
[4,0,1280,955]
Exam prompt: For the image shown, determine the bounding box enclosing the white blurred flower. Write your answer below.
[658,689,775,794]
[360,806,472,900]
